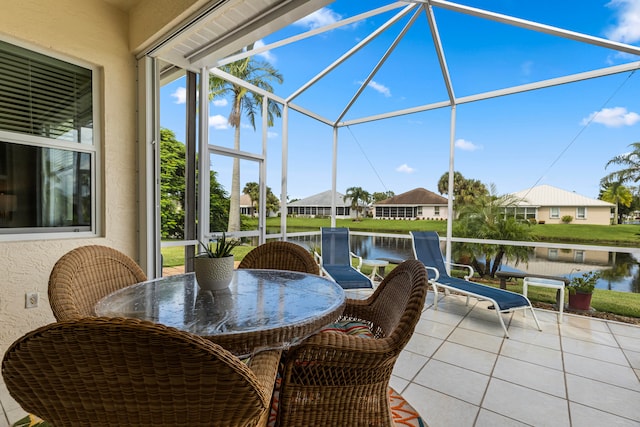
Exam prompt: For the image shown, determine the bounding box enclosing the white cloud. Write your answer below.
[455,139,481,151]
[367,80,391,97]
[396,164,415,173]
[605,0,640,43]
[209,115,229,130]
[254,39,276,63]
[581,106,640,127]
[171,87,186,104]
[295,7,341,29]
[267,131,278,139]
[212,98,228,107]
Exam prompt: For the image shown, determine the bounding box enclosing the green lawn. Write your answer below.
[162,218,640,320]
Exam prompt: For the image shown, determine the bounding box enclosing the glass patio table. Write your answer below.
[95,269,346,357]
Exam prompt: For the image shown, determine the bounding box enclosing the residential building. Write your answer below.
[373,188,449,220]
[287,190,359,219]
[510,185,614,225]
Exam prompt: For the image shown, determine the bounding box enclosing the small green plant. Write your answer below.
[197,233,241,258]
[561,215,573,224]
[568,271,601,294]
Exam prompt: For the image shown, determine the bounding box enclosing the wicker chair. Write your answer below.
[275,259,428,427]
[238,241,319,275]
[2,317,281,427]
[48,245,147,321]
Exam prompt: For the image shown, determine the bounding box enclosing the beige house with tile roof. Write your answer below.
[373,188,449,220]
[510,185,614,225]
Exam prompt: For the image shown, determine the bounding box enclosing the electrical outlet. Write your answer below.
[25,292,39,308]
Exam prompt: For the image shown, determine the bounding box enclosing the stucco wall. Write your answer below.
[0,0,138,355]
[536,206,612,225]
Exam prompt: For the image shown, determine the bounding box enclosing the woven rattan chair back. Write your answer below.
[48,245,147,321]
[238,241,319,275]
[2,317,275,427]
[276,259,428,426]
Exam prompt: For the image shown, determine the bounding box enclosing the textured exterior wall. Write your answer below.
[0,0,138,355]
[536,206,612,225]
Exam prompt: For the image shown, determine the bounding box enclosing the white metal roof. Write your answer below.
[511,185,614,207]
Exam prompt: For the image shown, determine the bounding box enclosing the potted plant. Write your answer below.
[194,233,241,291]
[567,270,600,311]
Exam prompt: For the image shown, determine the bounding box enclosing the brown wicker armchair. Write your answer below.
[275,259,428,427]
[2,317,281,427]
[48,245,147,321]
[238,241,319,275]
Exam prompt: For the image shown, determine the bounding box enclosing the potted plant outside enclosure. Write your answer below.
[567,271,600,311]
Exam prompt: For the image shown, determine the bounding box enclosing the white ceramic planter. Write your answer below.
[194,255,235,291]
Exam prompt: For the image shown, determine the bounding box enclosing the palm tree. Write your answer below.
[602,142,640,186]
[242,182,259,218]
[453,184,534,278]
[209,51,283,232]
[345,186,370,220]
[438,171,488,211]
[600,181,633,224]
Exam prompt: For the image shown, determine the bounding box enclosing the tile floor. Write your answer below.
[2,291,639,427]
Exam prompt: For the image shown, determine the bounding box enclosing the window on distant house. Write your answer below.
[550,207,560,219]
[576,207,586,219]
[548,248,558,260]
[434,206,440,216]
[0,39,98,238]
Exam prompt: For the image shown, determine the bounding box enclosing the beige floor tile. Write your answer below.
[458,316,507,338]
[492,355,566,397]
[414,317,458,339]
[507,324,562,350]
[402,382,479,427]
[483,378,570,427]
[420,306,466,326]
[413,359,490,405]
[563,352,640,391]
[566,374,640,422]
[623,348,640,370]
[500,338,563,370]
[608,322,640,340]
[616,334,640,353]
[432,341,497,375]
[561,336,628,365]
[404,331,443,357]
[563,314,611,332]
[474,409,530,427]
[560,324,618,346]
[389,375,409,394]
[393,349,429,381]
[5,408,26,427]
[569,402,640,427]
[447,327,504,354]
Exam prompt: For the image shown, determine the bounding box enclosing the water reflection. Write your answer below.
[284,234,640,293]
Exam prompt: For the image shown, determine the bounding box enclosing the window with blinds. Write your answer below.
[0,40,93,143]
[0,39,97,238]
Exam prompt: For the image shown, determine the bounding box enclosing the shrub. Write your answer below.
[561,215,573,224]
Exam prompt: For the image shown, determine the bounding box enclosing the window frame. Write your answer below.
[0,37,101,241]
[549,207,560,219]
[576,206,586,220]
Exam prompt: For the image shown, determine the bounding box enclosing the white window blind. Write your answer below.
[0,40,92,143]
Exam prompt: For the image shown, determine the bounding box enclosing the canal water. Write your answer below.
[287,233,640,294]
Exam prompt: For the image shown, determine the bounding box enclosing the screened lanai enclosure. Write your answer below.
[138,0,640,276]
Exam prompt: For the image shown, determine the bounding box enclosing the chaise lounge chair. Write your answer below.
[411,231,541,338]
[316,227,373,289]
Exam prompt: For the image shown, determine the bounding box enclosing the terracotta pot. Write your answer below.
[194,255,235,291]
[568,291,592,311]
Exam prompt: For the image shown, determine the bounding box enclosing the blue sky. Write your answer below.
[160,0,640,201]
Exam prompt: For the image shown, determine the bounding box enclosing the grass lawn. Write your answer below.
[162,218,640,320]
